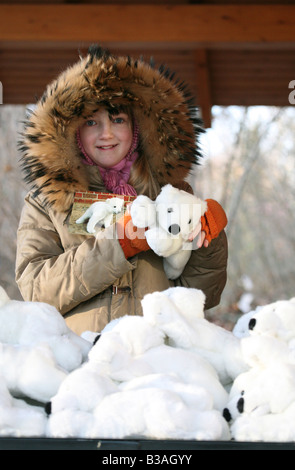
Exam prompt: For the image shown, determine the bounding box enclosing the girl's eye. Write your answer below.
[86,119,96,126]
[112,117,125,124]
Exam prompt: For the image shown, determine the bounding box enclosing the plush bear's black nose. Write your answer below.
[45,401,52,416]
[93,334,101,345]
[223,408,232,422]
[249,318,256,330]
[168,224,181,235]
[237,397,244,413]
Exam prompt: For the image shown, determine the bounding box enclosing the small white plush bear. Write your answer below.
[0,342,67,403]
[131,184,207,279]
[76,197,124,234]
[0,286,91,372]
[224,299,295,437]
[223,334,295,441]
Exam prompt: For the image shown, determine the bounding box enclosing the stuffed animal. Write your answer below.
[131,184,207,279]
[0,286,91,372]
[76,197,124,233]
[48,378,230,441]
[223,337,295,441]
[224,297,295,441]
[142,287,248,386]
[0,342,67,403]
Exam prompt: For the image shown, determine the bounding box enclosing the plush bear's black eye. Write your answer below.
[167,208,173,213]
[188,219,192,224]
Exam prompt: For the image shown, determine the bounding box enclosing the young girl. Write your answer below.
[16,45,228,335]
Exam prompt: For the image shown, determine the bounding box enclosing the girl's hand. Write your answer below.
[196,230,209,248]
[188,222,209,248]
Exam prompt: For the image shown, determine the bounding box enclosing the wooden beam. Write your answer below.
[0,5,295,47]
[194,50,212,129]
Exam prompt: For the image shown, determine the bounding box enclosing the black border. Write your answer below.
[0,438,294,450]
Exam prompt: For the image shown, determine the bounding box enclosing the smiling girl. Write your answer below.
[16,46,228,334]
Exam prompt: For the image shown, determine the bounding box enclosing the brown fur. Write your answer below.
[19,45,204,212]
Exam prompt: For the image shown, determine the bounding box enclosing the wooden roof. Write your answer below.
[1,0,295,127]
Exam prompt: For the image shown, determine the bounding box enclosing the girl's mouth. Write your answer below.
[97,145,118,150]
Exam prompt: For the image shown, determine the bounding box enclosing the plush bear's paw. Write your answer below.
[163,251,191,279]
[130,196,156,228]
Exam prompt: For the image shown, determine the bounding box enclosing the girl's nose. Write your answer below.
[100,120,113,138]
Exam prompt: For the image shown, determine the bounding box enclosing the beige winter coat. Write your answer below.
[16,46,228,335]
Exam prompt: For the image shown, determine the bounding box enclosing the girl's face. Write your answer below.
[79,108,133,168]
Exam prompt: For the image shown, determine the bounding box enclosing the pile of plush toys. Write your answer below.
[1,184,295,442]
[1,281,295,442]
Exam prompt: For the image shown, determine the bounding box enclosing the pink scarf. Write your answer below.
[76,121,139,196]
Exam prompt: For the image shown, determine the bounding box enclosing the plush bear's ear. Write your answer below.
[156,184,177,203]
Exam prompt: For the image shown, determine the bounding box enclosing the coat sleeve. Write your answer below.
[176,230,228,310]
[15,193,135,315]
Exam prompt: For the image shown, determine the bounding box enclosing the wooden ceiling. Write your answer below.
[1,1,295,127]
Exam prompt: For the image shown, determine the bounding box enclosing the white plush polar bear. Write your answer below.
[48,363,229,440]
[142,287,248,386]
[76,197,124,233]
[224,340,295,420]
[223,327,295,441]
[0,343,66,403]
[224,355,295,441]
[0,286,91,372]
[131,184,207,279]
[48,383,230,441]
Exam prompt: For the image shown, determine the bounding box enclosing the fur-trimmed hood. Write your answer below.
[19,45,204,212]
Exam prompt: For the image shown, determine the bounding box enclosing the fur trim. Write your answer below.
[19,45,204,212]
